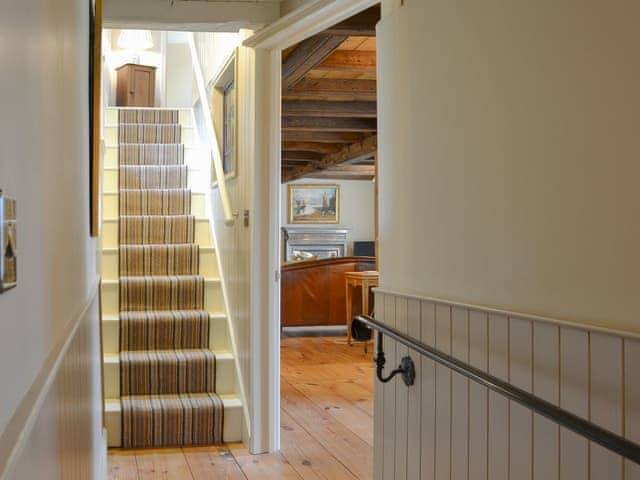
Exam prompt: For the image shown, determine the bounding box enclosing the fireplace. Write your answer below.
[282,226,351,262]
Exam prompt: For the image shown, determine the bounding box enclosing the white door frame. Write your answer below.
[243,0,379,453]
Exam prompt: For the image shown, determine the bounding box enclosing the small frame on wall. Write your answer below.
[288,184,340,224]
[210,51,238,186]
[0,191,17,292]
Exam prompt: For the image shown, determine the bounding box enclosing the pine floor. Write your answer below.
[108,336,375,479]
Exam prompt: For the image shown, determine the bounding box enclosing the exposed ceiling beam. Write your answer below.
[283,142,345,154]
[282,117,377,133]
[281,151,323,161]
[282,100,377,118]
[103,0,278,31]
[282,34,347,90]
[284,78,377,102]
[283,131,366,144]
[315,50,376,73]
[323,5,381,37]
[309,165,376,180]
[283,159,315,166]
[284,135,377,182]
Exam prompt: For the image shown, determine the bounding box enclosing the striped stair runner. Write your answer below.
[117,109,223,448]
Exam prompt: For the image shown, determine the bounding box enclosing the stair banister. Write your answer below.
[187,33,235,227]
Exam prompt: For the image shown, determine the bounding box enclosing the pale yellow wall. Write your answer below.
[378,0,640,333]
[0,0,103,477]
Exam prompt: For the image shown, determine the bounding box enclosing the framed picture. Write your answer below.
[89,0,102,237]
[211,51,237,185]
[288,184,340,224]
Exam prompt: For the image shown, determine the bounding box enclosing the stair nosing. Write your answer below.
[105,394,241,411]
[104,350,232,362]
[103,245,215,253]
[102,277,220,285]
[102,312,226,322]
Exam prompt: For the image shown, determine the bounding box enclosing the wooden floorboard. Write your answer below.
[108,337,374,480]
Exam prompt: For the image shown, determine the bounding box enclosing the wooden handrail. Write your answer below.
[187,33,235,227]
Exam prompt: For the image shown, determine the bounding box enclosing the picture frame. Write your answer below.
[288,184,340,224]
[89,0,102,237]
[210,50,238,186]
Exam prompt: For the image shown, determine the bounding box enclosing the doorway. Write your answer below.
[245,1,381,474]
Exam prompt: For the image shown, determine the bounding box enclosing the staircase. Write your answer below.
[101,107,242,448]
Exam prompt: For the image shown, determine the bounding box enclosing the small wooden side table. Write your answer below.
[345,271,379,345]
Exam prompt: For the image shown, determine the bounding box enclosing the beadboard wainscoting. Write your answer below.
[0,286,104,480]
[373,289,640,480]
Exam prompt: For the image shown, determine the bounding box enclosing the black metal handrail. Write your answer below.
[353,314,640,466]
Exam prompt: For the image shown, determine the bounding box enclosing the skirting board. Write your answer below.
[282,325,347,337]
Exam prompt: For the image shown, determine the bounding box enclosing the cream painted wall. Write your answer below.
[281,178,375,255]
[195,30,261,450]
[165,40,194,108]
[0,0,103,477]
[378,0,640,334]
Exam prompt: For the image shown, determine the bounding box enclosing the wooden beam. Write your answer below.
[315,50,376,73]
[283,142,344,154]
[282,100,376,118]
[283,131,365,144]
[282,117,377,133]
[323,5,381,37]
[282,33,347,90]
[284,135,377,182]
[104,0,279,30]
[281,151,323,161]
[283,78,377,102]
[283,159,314,165]
[310,165,376,180]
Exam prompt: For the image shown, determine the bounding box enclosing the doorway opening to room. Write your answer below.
[276,5,380,478]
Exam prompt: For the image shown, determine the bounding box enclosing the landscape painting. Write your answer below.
[289,184,340,224]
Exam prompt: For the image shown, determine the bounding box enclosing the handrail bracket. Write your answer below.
[375,332,415,386]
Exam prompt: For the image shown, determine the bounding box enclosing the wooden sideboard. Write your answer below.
[281,256,376,327]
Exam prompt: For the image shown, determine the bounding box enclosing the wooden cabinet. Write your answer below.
[281,256,376,327]
[116,63,156,107]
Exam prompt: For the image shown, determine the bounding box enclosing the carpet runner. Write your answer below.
[117,108,223,448]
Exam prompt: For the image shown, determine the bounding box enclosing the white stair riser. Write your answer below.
[100,280,223,318]
[101,219,212,249]
[104,397,243,448]
[103,168,205,194]
[104,126,195,149]
[102,192,206,218]
[102,314,228,355]
[103,353,236,398]
[104,108,193,127]
[101,247,218,281]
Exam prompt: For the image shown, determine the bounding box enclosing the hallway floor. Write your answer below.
[108,336,374,479]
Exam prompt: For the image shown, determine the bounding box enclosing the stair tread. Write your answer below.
[103,277,219,284]
[104,215,207,221]
[103,245,214,252]
[105,350,233,361]
[103,312,226,321]
[105,394,241,410]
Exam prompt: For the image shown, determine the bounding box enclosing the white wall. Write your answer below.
[0,0,103,477]
[165,36,194,108]
[378,0,640,335]
[197,31,263,451]
[375,0,640,479]
[281,178,375,255]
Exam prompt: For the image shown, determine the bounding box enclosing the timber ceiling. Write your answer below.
[281,5,380,182]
